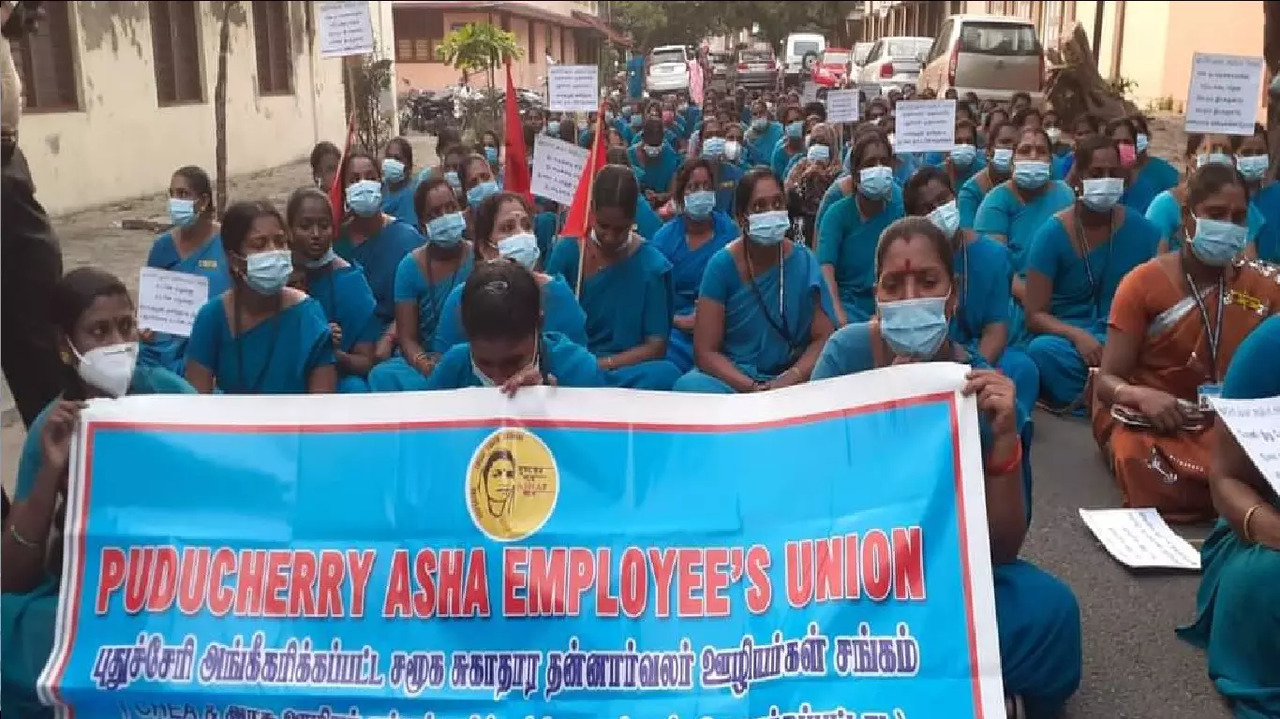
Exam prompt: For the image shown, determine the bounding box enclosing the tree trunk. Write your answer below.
[1265,1,1279,180]
[214,1,234,216]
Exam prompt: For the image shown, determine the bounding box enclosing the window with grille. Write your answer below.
[9,0,78,112]
[150,1,203,105]
[252,2,292,95]
[392,8,443,62]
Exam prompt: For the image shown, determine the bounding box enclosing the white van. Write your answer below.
[783,33,826,86]
[646,45,690,95]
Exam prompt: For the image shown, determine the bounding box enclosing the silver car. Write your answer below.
[856,36,933,93]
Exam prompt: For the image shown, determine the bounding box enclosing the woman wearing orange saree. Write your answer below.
[1092,164,1280,522]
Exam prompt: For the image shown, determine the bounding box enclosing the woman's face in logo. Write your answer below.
[483,456,517,515]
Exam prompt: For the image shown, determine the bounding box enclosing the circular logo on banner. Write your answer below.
[466,428,559,542]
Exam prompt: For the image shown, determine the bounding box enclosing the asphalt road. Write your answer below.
[1021,411,1229,719]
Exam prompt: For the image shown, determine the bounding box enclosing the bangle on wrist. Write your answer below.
[8,524,41,550]
[984,438,1023,477]
[1242,503,1266,544]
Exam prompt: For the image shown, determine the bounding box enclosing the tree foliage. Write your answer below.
[436,23,523,88]
[612,0,857,52]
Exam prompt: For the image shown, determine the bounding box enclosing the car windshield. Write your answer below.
[823,51,849,64]
[853,44,872,64]
[650,50,686,65]
[887,38,932,58]
[741,51,773,63]
[958,23,1040,56]
[792,41,821,56]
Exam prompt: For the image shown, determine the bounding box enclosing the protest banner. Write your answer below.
[826,89,860,124]
[136,267,210,338]
[316,1,375,59]
[894,100,957,154]
[1184,53,1265,136]
[531,135,590,206]
[39,364,1004,719]
[548,65,600,113]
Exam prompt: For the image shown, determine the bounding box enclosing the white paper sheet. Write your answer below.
[1212,395,1280,497]
[136,267,210,338]
[1078,508,1201,570]
[801,81,819,105]
[531,135,590,206]
[1184,53,1265,136]
[826,89,860,124]
[548,65,600,113]
[894,99,956,154]
[316,1,375,58]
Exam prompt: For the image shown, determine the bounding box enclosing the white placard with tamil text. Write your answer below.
[801,81,819,105]
[1185,53,1265,136]
[137,267,210,338]
[548,65,600,113]
[894,99,956,154]
[1212,395,1280,497]
[826,89,860,124]
[316,1,375,58]
[531,135,590,206]
[1078,508,1201,571]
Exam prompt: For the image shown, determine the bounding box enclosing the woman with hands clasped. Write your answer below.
[1092,163,1280,522]
[2,268,195,718]
[811,217,1082,719]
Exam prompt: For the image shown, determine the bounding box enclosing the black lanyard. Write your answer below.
[1185,273,1225,383]
[1073,209,1116,314]
[744,244,794,347]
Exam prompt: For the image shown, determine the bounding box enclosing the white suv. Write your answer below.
[646,45,690,95]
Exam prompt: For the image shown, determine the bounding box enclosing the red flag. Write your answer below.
[561,103,608,241]
[502,60,532,201]
[328,112,356,230]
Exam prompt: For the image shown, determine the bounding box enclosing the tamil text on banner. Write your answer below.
[40,364,1003,719]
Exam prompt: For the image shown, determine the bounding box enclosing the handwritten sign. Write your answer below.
[826,89,860,124]
[801,81,819,105]
[316,1,375,58]
[894,99,956,154]
[531,135,590,206]
[548,65,599,113]
[1212,395,1280,497]
[1185,53,1265,136]
[136,268,210,338]
[1078,508,1201,571]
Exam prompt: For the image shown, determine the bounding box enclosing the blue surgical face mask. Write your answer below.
[1135,133,1150,154]
[747,210,789,246]
[927,200,960,239]
[546,121,561,136]
[497,232,540,270]
[472,338,539,388]
[168,198,198,228]
[1080,177,1124,212]
[949,144,977,168]
[1236,154,1268,182]
[751,117,769,133]
[304,248,338,270]
[701,137,726,158]
[807,144,831,162]
[1196,152,1233,169]
[345,180,383,217]
[484,146,499,164]
[724,140,743,162]
[643,144,663,158]
[426,211,466,247]
[444,171,461,190]
[630,115,643,128]
[858,165,893,200]
[382,158,406,184]
[244,250,293,296]
[1013,160,1051,190]
[683,190,715,221]
[879,295,950,359]
[1189,216,1248,267]
[605,110,616,122]
[621,107,633,118]
[466,180,500,207]
[991,147,1013,172]
[785,121,804,139]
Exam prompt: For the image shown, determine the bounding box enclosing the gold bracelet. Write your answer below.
[1242,503,1265,544]
[8,524,41,550]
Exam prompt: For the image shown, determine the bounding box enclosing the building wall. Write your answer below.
[19,1,371,215]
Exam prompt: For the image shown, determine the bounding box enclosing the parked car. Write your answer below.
[849,41,874,76]
[856,36,933,94]
[918,15,1045,102]
[782,32,826,87]
[709,51,731,90]
[811,47,851,89]
[646,44,690,95]
[732,47,780,91]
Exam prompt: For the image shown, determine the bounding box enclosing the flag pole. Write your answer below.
[573,100,607,302]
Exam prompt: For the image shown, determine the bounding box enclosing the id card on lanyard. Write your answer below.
[1188,274,1225,413]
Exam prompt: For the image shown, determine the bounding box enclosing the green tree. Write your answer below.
[436,23,523,90]
[612,1,727,51]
